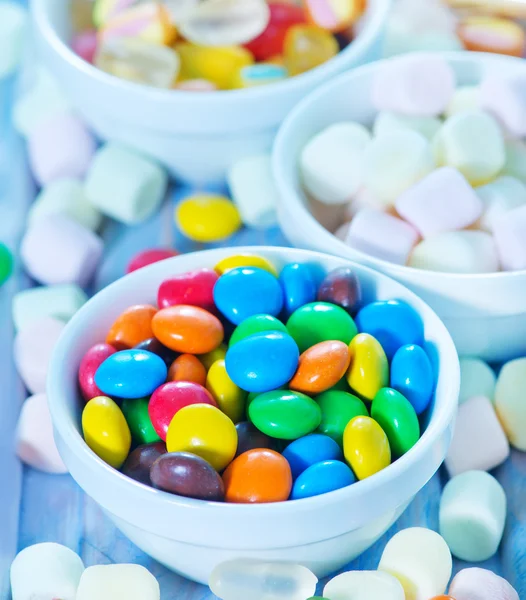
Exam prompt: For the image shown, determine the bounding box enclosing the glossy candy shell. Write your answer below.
[121,441,167,486]
[282,433,343,479]
[78,342,116,402]
[343,416,391,480]
[157,268,218,312]
[315,390,369,446]
[390,344,434,415]
[317,266,361,314]
[106,304,157,351]
[291,460,356,500]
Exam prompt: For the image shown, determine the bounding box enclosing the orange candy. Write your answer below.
[106,304,157,350]
[168,353,207,386]
[289,340,351,394]
[223,449,292,503]
[152,305,224,354]
[457,16,526,57]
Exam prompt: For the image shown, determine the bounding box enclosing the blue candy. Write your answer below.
[355,299,424,360]
[283,434,343,479]
[279,263,317,317]
[391,344,434,415]
[225,331,299,393]
[94,349,167,399]
[291,460,356,500]
[214,267,284,325]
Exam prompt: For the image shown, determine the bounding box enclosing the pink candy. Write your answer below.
[71,30,98,64]
[78,343,117,402]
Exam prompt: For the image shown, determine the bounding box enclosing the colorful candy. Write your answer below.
[126,248,177,273]
[78,342,117,402]
[106,304,157,350]
[315,389,368,446]
[206,359,246,422]
[316,266,361,314]
[390,344,434,415]
[175,194,242,242]
[282,433,342,479]
[157,268,218,311]
[168,353,207,385]
[122,441,167,485]
[343,416,391,480]
[346,333,389,402]
[121,397,161,446]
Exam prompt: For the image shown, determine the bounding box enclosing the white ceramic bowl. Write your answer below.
[32,0,391,185]
[48,246,459,585]
[273,52,526,363]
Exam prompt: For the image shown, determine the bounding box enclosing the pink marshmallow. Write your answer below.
[345,208,419,265]
[479,73,526,138]
[493,204,526,271]
[71,29,98,64]
[449,568,519,600]
[395,167,483,237]
[28,113,96,185]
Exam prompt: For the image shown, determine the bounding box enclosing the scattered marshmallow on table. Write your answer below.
[439,470,506,562]
[16,393,67,474]
[28,113,96,186]
[477,176,526,233]
[85,143,168,224]
[458,357,496,404]
[76,565,160,600]
[323,570,405,600]
[495,357,526,451]
[10,542,85,600]
[373,112,442,141]
[479,73,526,138]
[493,204,526,271]
[449,568,519,600]
[0,1,27,79]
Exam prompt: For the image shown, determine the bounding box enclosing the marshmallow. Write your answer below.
[445,396,509,476]
[503,140,526,182]
[458,357,496,404]
[16,393,67,473]
[387,0,458,35]
[378,527,452,600]
[495,357,526,450]
[29,178,103,231]
[28,113,96,186]
[76,565,160,600]
[363,130,435,203]
[346,208,419,265]
[324,570,405,600]
[477,176,526,233]
[344,188,387,220]
[493,204,526,271]
[373,112,442,141]
[449,568,519,600]
[334,221,351,241]
[479,73,526,138]
[14,317,65,394]
[10,542,84,600]
[0,2,27,78]
[20,215,103,286]
[439,471,506,562]
[396,167,482,237]
[372,55,455,117]
[300,122,372,204]
[409,231,499,274]
[228,154,278,228]
[85,143,168,224]
[445,85,480,117]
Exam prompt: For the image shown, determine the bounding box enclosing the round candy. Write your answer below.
[126,248,177,274]
[106,304,157,350]
[175,194,242,242]
[134,337,176,366]
[229,314,288,347]
[279,262,317,317]
[148,381,217,441]
[346,333,389,402]
[289,340,351,395]
[198,343,227,370]
[291,460,356,500]
[316,266,361,314]
[287,302,358,353]
[150,451,225,501]
[152,305,224,354]
[121,441,166,486]
[166,404,237,471]
[157,268,218,312]
[78,342,117,402]
[235,421,281,457]
[82,396,131,468]
[371,388,420,459]
[304,0,361,32]
[314,390,369,446]
[222,449,292,503]
[168,353,207,386]
[249,390,322,440]
[390,344,434,416]
[214,253,278,276]
[121,397,162,446]
[225,331,299,393]
[94,349,167,399]
[284,24,339,76]
[206,359,247,423]
[214,267,284,325]
[282,433,342,479]
[0,242,13,286]
[343,416,391,480]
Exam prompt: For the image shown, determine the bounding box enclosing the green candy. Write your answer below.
[286,302,358,353]
[249,390,322,440]
[229,314,287,347]
[371,387,420,458]
[315,390,368,447]
[121,398,161,446]
[330,377,352,392]
[0,243,13,286]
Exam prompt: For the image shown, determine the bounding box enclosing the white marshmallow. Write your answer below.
[76,565,159,600]
[493,203,526,271]
[445,85,480,117]
[449,568,519,600]
[334,221,351,241]
[0,2,27,78]
[344,187,387,221]
[495,357,526,451]
[503,139,526,182]
[459,357,496,404]
[324,570,405,600]
[477,176,526,233]
[479,73,526,138]
[373,112,442,141]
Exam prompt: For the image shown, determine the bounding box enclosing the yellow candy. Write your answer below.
[176,43,254,89]
[175,194,242,242]
[214,254,278,276]
[198,343,228,370]
[343,416,391,480]
[346,333,389,402]
[82,396,131,469]
[457,15,526,57]
[166,404,238,471]
[304,0,362,33]
[283,25,339,76]
[206,359,247,423]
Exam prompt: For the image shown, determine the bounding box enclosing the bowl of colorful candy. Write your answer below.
[274,51,526,363]
[32,0,390,184]
[48,246,459,584]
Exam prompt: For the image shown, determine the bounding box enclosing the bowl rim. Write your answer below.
[32,0,392,103]
[272,50,526,281]
[48,246,459,525]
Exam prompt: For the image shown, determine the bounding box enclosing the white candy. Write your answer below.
[445,85,480,117]
[503,139,526,182]
[363,130,435,203]
[445,396,509,476]
[227,154,278,228]
[409,231,499,274]
[16,393,67,473]
[14,317,65,394]
[324,570,405,600]
[449,568,519,600]
[373,112,442,141]
[0,2,27,78]
[10,542,84,600]
[495,357,526,451]
[20,215,103,286]
[76,565,160,600]
[458,357,496,404]
[300,122,372,204]
[439,470,506,562]
[493,203,526,271]
[372,55,455,117]
[479,73,526,138]
[477,176,526,233]
[378,527,452,600]
[395,167,482,237]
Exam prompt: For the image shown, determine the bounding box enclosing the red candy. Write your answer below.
[78,342,117,402]
[157,268,218,312]
[148,381,217,440]
[126,248,178,274]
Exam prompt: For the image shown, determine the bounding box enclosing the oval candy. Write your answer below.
[228,314,287,347]
[343,416,391,480]
[198,343,227,370]
[291,460,356,500]
[346,333,389,402]
[235,421,281,456]
[78,342,116,402]
[176,193,242,241]
[157,268,218,312]
[315,389,369,447]
[106,304,157,350]
[126,248,177,274]
[391,344,434,415]
[121,397,162,446]
[168,353,207,386]
[134,337,177,366]
[317,266,362,314]
[279,262,317,317]
[121,441,167,486]
[206,358,247,423]
[282,433,342,479]
[214,254,278,276]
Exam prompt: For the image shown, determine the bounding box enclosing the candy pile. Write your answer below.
[78,254,434,502]
[71,0,367,90]
[302,54,526,273]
